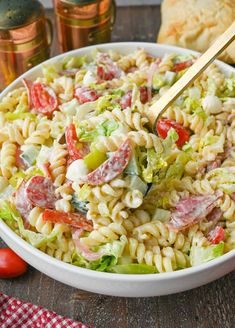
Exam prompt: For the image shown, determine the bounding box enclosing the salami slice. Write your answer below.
[23,79,58,116]
[25,176,57,209]
[14,181,33,220]
[168,190,223,231]
[42,209,93,231]
[86,139,132,185]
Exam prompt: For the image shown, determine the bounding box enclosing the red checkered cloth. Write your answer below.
[0,293,91,328]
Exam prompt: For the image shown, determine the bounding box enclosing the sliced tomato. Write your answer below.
[156,118,190,147]
[172,60,193,72]
[74,87,99,104]
[42,209,93,231]
[65,123,83,161]
[207,226,225,244]
[0,248,27,279]
[23,79,58,116]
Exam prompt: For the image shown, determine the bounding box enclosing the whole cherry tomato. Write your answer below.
[0,248,27,279]
[156,118,190,147]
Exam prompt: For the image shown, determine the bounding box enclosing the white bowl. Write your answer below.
[0,42,235,297]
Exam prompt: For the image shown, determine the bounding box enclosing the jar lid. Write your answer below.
[0,0,45,30]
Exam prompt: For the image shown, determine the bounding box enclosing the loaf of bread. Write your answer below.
[158,0,235,64]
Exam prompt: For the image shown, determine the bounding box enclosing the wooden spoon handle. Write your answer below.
[147,21,235,127]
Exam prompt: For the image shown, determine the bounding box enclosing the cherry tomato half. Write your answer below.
[74,87,99,104]
[0,248,27,279]
[172,60,193,72]
[65,123,83,161]
[156,118,190,147]
[207,226,225,244]
[97,66,115,81]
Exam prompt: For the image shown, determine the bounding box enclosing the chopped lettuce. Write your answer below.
[20,145,39,166]
[125,175,148,195]
[164,71,176,86]
[139,148,167,183]
[62,55,87,69]
[5,91,37,121]
[112,89,125,97]
[192,107,207,122]
[0,200,57,247]
[78,119,119,142]
[152,73,165,90]
[174,54,195,63]
[162,128,179,151]
[9,168,44,188]
[166,152,189,180]
[96,95,120,113]
[73,237,126,272]
[224,75,235,97]
[108,264,157,274]
[124,150,141,176]
[42,64,60,82]
[190,242,224,266]
[60,98,79,117]
[76,184,92,201]
[36,146,51,168]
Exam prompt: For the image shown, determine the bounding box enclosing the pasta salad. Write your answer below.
[0,48,235,274]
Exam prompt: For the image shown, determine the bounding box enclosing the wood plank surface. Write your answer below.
[0,6,235,328]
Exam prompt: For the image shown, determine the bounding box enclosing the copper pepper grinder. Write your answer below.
[53,0,116,52]
[0,0,53,91]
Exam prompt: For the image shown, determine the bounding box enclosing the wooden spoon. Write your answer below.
[147,21,235,130]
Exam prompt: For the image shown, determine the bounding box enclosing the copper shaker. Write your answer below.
[0,0,53,91]
[53,0,116,52]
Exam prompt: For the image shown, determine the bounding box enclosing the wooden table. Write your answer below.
[1,6,235,328]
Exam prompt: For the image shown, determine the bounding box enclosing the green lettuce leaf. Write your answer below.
[72,237,126,272]
[77,184,92,201]
[166,152,189,180]
[62,55,87,69]
[96,95,120,113]
[42,64,60,82]
[152,73,165,90]
[108,264,157,274]
[190,242,224,266]
[224,75,235,97]
[78,119,119,142]
[139,148,167,183]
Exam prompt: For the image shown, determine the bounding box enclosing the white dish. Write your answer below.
[0,42,235,297]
